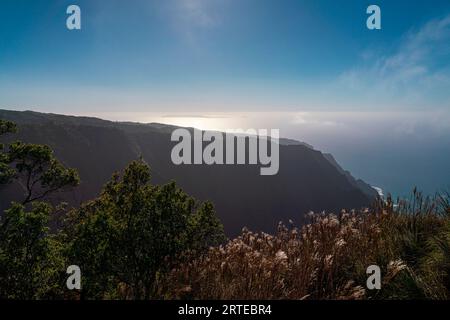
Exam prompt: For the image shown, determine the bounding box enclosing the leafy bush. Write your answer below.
[0,202,65,299]
[62,159,226,299]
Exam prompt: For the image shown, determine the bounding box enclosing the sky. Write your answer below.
[1,0,450,197]
[0,0,449,113]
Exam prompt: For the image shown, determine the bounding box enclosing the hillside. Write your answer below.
[0,109,376,236]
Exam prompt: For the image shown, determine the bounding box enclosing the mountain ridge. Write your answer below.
[0,109,376,236]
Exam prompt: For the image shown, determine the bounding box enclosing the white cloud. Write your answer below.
[291,112,341,127]
[169,0,224,47]
[178,0,217,27]
[339,14,450,109]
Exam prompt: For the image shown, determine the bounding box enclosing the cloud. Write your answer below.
[339,14,450,108]
[169,0,224,46]
[291,112,341,127]
[162,114,235,119]
[178,0,218,27]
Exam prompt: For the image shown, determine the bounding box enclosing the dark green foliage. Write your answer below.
[7,142,80,204]
[1,119,80,204]
[63,159,226,299]
[1,119,226,299]
[418,218,450,299]
[0,119,79,299]
[0,202,65,299]
[371,191,450,299]
[0,120,17,184]
[0,119,16,136]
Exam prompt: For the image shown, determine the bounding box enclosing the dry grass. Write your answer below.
[159,191,450,300]
[160,210,399,299]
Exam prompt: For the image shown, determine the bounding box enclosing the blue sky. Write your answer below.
[1,0,449,113]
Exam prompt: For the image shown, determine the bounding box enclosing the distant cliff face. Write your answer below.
[0,109,374,236]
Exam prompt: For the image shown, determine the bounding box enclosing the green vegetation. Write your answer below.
[62,159,225,299]
[0,119,75,299]
[0,120,225,299]
[0,120,17,184]
[1,119,450,300]
[0,202,65,299]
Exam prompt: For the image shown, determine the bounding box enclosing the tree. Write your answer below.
[0,120,17,184]
[0,202,65,299]
[0,119,79,204]
[1,119,226,300]
[0,119,79,299]
[7,142,79,204]
[64,159,226,299]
